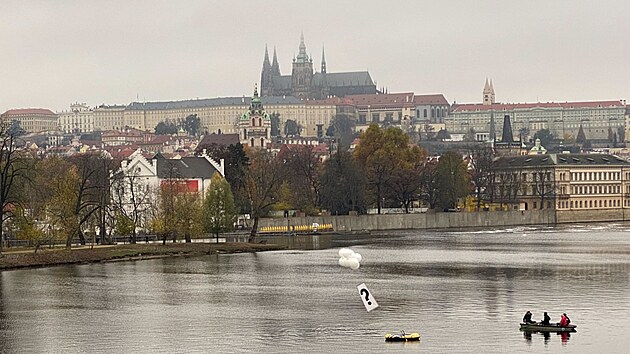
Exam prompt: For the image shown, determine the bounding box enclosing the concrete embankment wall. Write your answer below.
[257,210,557,232]
[556,209,630,224]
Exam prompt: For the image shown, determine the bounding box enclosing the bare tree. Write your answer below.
[531,166,557,209]
[419,159,439,209]
[494,170,522,210]
[242,149,283,242]
[468,144,495,210]
[111,163,153,244]
[0,121,30,255]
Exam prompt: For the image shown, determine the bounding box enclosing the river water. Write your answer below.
[1,223,629,353]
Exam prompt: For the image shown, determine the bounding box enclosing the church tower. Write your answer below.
[238,84,271,149]
[260,45,274,96]
[291,33,314,99]
[483,78,495,105]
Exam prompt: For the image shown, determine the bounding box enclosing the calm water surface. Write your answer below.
[1,223,629,353]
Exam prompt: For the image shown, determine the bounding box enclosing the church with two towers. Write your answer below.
[260,34,379,100]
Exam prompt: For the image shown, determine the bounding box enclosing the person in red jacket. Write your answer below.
[559,313,571,327]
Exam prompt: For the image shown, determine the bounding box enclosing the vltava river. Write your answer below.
[1,223,629,353]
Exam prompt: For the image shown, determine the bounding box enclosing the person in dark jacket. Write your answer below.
[522,311,536,324]
[541,312,551,325]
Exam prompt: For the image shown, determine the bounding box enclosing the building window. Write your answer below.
[372,113,379,123]
[424,109,427,118]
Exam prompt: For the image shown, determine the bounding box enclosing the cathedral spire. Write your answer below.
[296,32,309,63]
[321,45,327,74]
[263,45,271,69]
[271,46,280,75]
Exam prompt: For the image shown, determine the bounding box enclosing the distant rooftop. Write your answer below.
[2,108,57,116]
[453,100,624,113]
[126,96,303,111]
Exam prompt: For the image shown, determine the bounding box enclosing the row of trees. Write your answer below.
[154,114,201,136]
[1,120,539,255]
[204,124,473,223]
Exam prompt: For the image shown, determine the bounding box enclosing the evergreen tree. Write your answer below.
[270,113,281,137]
[155,120,178,135]
[533,129,554,147]
[181,114,201,136]
[576,125,586,144]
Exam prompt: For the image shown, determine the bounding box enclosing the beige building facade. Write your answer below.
[91,96,347,138]
[58,103,94,133]
[1,108,59,133]
[94,104,126,131]
[448,82,626,142]
[493,153,630,212]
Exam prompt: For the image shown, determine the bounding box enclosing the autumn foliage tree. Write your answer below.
[203,174,237,243]
[353,125,410,214]
[42,155,105,249]
[385,145,427,213]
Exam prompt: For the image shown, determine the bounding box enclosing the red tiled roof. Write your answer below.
[452,100,624,112]
[413,94,449,105]
[2,108,56,116]
[312,144,330,153]
[143,135,173,145]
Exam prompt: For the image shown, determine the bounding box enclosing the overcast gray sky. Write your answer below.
[2,0,629,112]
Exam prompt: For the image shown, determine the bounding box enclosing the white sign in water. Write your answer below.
[357,283,379,312]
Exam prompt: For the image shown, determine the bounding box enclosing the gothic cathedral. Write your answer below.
[260,34,378,100]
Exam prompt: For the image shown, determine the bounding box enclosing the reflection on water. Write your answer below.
[1,223,630,353]
[523,330,571,346]
[260,234,332,250]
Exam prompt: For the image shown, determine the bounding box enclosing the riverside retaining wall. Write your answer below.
[257,209,557,232]
[556,209,630,224]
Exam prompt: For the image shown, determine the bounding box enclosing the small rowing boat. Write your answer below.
[520,323,577,332]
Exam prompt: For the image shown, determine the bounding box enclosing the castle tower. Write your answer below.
[291,33,314,99]
[483,78,495,105]
[260,45,274,96]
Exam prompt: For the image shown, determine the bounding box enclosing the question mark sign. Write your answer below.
[360,288,372,305]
